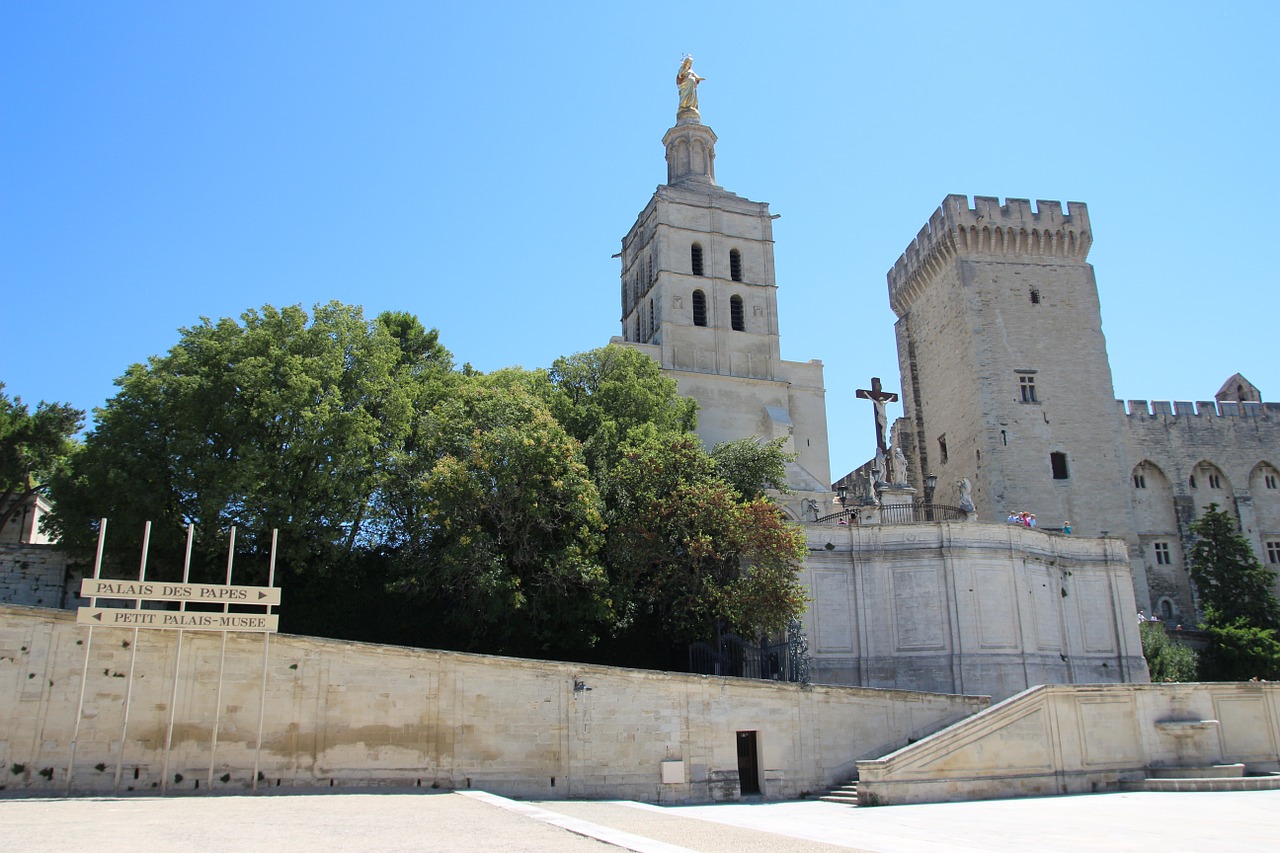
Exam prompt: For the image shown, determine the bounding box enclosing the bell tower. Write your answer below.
[614,60,831,507]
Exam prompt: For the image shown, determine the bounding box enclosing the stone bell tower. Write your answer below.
[613,60,832,511]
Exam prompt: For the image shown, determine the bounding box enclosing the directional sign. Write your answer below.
[80,578,281,606]
[77,607,279,633]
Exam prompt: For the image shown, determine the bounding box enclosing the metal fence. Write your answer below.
[688,621,811,684]
[816,501,968,525]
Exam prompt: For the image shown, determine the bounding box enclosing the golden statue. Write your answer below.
[676,56,704,115]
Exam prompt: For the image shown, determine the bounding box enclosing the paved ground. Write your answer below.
[2,788,1279,852]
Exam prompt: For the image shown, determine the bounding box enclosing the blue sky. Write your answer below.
[3,2,1277,480]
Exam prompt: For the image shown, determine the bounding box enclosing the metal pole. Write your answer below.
[65,518,108,795]
[207,526,235,791]
[252,529,278,792]
[160,523,195,794]
[113,520,150,795]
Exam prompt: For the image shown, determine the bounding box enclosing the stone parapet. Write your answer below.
[888,194,1092,317]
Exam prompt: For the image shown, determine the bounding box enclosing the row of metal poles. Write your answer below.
[64,519,279,795]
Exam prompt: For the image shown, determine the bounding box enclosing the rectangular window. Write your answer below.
[938,434,948,464]
[1266,473,1278,489]
[1267,541,1280,565]
[1208,473,1222,489]
[1019,375,1038,403]
[1154,542,1171,565]
[1050,451,1069,480]
[1133,473,1146,489]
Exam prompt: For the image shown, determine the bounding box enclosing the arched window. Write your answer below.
[692,289,707,327]
[691,243,704,276]
[729,249,742,282]
[730,295,745,331]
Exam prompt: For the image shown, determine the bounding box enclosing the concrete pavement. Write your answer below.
[2,788,1279,852]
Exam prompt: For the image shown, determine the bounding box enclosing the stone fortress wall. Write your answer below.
[883,194,1280,626]
[0,604,986,800]
[1118,398,1280,623]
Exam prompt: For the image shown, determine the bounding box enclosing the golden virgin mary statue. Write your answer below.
[676,57,704,117]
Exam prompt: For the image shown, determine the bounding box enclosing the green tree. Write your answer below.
[389,375,611,655]
[48,302,450,577]
[544,345,697,474]
[1188,504,1280,630]
[0,384,84,534]
[602,429,807,649]
[710,435,793,500]
[1139,621,1198,682]
[1187,504,1280,680]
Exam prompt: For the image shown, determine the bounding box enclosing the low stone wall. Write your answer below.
[856,682,1280,805]
[0,543,85,609]
[0,605,988,800]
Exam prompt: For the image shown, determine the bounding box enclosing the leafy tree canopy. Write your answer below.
[0,384,84,534]
[544,344,697,474]
[1139,621,1198,682]
[710,435,794,500]
[602,429,807,645]
[48,302,452,575]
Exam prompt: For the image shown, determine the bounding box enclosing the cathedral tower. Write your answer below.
[614,63,831,506]
[888,195,1147,598]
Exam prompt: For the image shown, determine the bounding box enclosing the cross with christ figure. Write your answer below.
[856,377,898,455]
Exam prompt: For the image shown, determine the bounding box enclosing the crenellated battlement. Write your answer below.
[888,195,1093,317]
[1120,399,1280,418]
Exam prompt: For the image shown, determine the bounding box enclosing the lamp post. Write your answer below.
[924,473,938,521]
[836,484,848,510]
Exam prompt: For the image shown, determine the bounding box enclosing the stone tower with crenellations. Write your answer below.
[887,194,1151,601]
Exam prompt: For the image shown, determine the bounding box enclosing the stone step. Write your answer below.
[817,780,859,805]
[1148,764,1244,779]
[1120,772,1280,793]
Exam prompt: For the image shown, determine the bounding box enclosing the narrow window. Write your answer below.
[1189,475,1197,489]
[730,248,742,282]
[1208,473,1222,489]
[691,243,704,276]
[730,295,745,331]
[1153,542,1171,565]
[1267,473,1278,490]
[1029,288,1041,304]
[692,289,707,327]
[1019,375,1038,403]
[938,435,948,464]
[1267,541,1280,564]
[1050,451,1069,480]
[1134,473,1146,489]
[649,299,655,338]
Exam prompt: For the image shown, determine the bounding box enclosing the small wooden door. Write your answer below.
[736,731,760,795]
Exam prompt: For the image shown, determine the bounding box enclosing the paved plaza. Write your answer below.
[3,788,1280,852]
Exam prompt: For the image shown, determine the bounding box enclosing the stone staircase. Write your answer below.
[818,776,859,805]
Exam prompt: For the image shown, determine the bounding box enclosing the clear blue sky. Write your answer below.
[3,2,1277,480]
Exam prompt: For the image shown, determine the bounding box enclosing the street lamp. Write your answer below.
[924,473,938,521]
[836,484,848,508]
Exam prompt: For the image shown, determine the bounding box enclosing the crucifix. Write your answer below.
[856,377,898,456]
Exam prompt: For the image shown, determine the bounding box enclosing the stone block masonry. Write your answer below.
[0,605,987,801]
[0,544,85,610]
